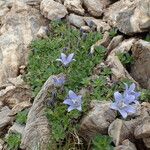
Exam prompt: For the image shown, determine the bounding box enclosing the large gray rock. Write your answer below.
[134,117,150,139]
[20,74,66,150]
[0,107,13,133]
[40,0,68,20]
[104,0,150,35]
[0,76,31,108]
[130,40,150,89]
[64,0,84,15]
[115,139,137,150]
[83,0,111,17]
[0,0,47,85]
[80,101,117,141]
[67,13,85,28]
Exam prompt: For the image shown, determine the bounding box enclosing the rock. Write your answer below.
[0,79,31,108]
[64,0,84,15]
[80,26,91,32]
[0,0,47,85]
[0,107,13,133]
[90,31,111,54]
[104,0,150,35]
[108,118,140,146]
[37,26,49,39]
[115,139,137,150]
[40,0,68,20]
[107,35,124,52]
[84,17,111,33]
[143,138,150,148]
[106,38,137,82]
[80,101,117,141]
[130,40,150,89]
[83,0,111,17]
[67,13,85,28]
[20,74,66,150]
[8,123,25,135]
[134,117,150,139]
[0,139,4,150]
[9,101,32,116]
[109,102,150,147]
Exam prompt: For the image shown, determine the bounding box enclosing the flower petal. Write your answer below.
[125,94,135,104]
[125,105,136,114]
[69,90,77,99]
[68,106,75,112]
[67,53,74,63]
[63,99,74,106]
[56,59,62,62]
[124,83,129,92]
[76,106,82,111]
[119,109,128,119]
[129,83,136,92]
[110,103,118,110]
[61,53,67,62]
[114,91,123,102]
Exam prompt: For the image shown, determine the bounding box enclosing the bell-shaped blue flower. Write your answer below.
[63,90,82,112]
[56,53,75,66]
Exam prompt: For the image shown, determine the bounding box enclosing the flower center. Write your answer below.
[72,99,80,107]
[118,101,127,108]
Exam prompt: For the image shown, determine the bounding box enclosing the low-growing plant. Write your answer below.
[109,28,118,38]
[16,110,28,125]
[5,133,21,150]
[25,21,146,149]
[117,52,134,70]
[92,135,114,150]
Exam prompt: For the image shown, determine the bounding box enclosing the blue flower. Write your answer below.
[110,91,136,119]
[124,83,141,104]
[52,76,65,86]
[63,90,82,112]
[56,53,75,66]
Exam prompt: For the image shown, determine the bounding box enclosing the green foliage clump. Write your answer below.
[109,28,118,38]
[5,133,21,150]
[117,52,134,68]
[145,33,150,42]
[25,21,134,149]
[140,89,150,102]
[92,135,114,150]
[16,110,28,125]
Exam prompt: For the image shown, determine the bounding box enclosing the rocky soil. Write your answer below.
[0,0,150,149]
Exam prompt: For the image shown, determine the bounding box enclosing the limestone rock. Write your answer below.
[106,38,137,82]
[83,0,111,17]
[108,118,141,146]
[80,101,117,141]
[134,117,150,139]
[20,74,66,150]
[104,0,150,35]
[90,31,111,54]
[8,123,25,135]
[143,138,150,148]
[107,35,124,52]
[80,26,91,32]
[67,13,85,28]
[130,40,150,89]
[0,79,31,108]
[9,101,32,116]
[40,0,68,20]
[64,0,84,15]
[115,139,137,150]
[0,107,13,132]
[37,26,49,39]
[84,17,111,33]
[0,139,4,150]
[0,0,47,85]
